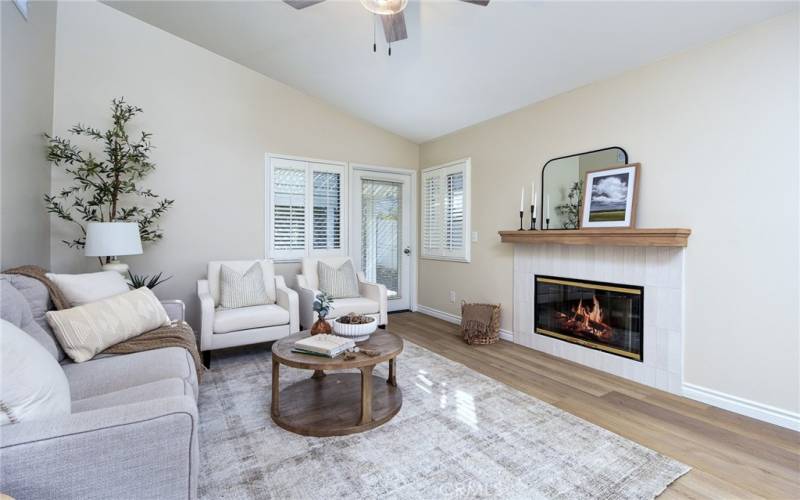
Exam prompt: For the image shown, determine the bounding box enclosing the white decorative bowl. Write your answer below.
[333,316,378,342]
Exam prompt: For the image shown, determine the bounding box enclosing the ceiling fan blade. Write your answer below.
[460,0,490,5]
[381,12,407,43]
[283,0,326,9]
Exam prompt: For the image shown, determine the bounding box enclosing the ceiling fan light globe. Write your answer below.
[360,0,408,16]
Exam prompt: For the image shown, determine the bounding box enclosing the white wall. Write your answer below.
[419,13,799,416]
[1,0,57,269]
[50,1,418,326]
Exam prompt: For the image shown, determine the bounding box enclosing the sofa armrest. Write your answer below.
[295,274,320,330]
[357,272,388,326]
[161,299,186,322]
[0,396,198,500]
[275,276,299,333]
[197,279,215,351]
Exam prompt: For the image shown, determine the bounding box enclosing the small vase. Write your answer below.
[310,316,331,335]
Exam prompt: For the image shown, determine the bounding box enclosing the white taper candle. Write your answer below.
[520,187,524,211]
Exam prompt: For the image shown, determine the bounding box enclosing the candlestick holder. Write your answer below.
[530,205,537,230]
[545,218,550,230]
[518,211,524,231]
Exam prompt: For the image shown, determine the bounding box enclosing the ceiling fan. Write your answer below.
[284,0,490,54]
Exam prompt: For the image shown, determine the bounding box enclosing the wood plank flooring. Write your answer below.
[386,312,800,499]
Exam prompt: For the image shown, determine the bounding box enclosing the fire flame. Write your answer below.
[572,296,604,327]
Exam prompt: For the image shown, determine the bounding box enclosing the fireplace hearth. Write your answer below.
[534,275,644,361]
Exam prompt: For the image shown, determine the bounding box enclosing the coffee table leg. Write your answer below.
[388,357,397,387]
[312,370,326,379]
[360,365,373,425]
[271,359,280,417]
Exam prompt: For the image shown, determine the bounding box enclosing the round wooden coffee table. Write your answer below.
[270,330,403,437]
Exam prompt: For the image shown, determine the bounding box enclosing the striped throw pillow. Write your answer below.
[219,263,269,309]
[318,260,359,299]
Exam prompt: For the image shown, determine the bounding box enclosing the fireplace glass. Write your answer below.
[534,275,644,361]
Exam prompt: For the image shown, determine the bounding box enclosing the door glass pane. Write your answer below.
[361,179,402,299]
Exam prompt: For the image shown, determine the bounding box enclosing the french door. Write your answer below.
[350,167,414,312]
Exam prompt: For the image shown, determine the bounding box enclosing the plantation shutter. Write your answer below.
[422,171,442,255]
[421,160,470,262]
[312,169,342,251]
[269,157,346,260]
[445,171,464,252]
[272,166,306,256]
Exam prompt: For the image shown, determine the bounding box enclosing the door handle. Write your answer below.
[403,246,411,256]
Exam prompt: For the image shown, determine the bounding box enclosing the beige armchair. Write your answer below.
[198,260,298,367]
[296,256,388,330]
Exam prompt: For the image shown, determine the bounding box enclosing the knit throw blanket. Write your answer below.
[460,302,500,342]
[3,265,205,380]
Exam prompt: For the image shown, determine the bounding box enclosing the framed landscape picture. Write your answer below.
[579,163,640,228]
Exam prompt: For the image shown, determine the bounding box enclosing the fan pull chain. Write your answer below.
[373,15,377,53]
[388,43,391,56]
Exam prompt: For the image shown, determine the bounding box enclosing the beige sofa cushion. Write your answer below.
[45,287,170,363]
[208,260,276,307]
[213,304,290,334]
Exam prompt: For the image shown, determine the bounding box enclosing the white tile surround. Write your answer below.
[513,244,684,394]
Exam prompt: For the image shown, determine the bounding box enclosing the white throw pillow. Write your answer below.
[0,320,71,425]
[45,287,170,363]
[45,271,129,307]
[219,263,269,309]
[318,260,360,299]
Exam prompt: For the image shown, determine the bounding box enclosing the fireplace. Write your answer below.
[534,275,644,361]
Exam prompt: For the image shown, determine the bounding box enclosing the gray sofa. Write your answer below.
[0,274,199,500]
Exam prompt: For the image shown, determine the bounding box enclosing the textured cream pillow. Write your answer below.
[318,260,360,299]
[45,271,129,307]
[1,320,71,425]
[219,263,269,309]
[45,287,170,363]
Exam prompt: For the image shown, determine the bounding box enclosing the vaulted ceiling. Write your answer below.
[106,1,795,143]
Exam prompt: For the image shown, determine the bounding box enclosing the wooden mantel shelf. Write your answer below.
[498,228,691,247]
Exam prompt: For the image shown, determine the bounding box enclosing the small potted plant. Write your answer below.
[311,292,334,335]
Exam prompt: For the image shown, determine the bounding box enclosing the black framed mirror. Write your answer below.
[541,147,628,229]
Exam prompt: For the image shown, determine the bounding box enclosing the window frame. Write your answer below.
[421,158,471,263]
[266,154,348,262]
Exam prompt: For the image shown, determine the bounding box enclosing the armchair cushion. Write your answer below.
[301,256,353,291]
[208,260,276,307]
[213,304,290,334]
[327,297,380,318]
[318,260,360,298]
[219,263,269,308]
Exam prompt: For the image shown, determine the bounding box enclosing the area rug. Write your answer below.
[198,341,689,499]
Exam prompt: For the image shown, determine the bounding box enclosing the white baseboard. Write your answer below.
[682,383,800,431]
[416,305,513,342]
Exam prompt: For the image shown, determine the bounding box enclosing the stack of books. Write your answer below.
[292,334,355,358]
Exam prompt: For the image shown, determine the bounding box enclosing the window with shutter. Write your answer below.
[421,159,470,262]
[313,170,341,250]
[272,166,306,255]
[268,156,346,260]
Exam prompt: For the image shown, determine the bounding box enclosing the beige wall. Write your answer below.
[419,13,799,413]
[50,1,418,326]
[1,0,57,269]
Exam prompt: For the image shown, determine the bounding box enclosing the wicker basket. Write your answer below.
[460,302,501,345]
